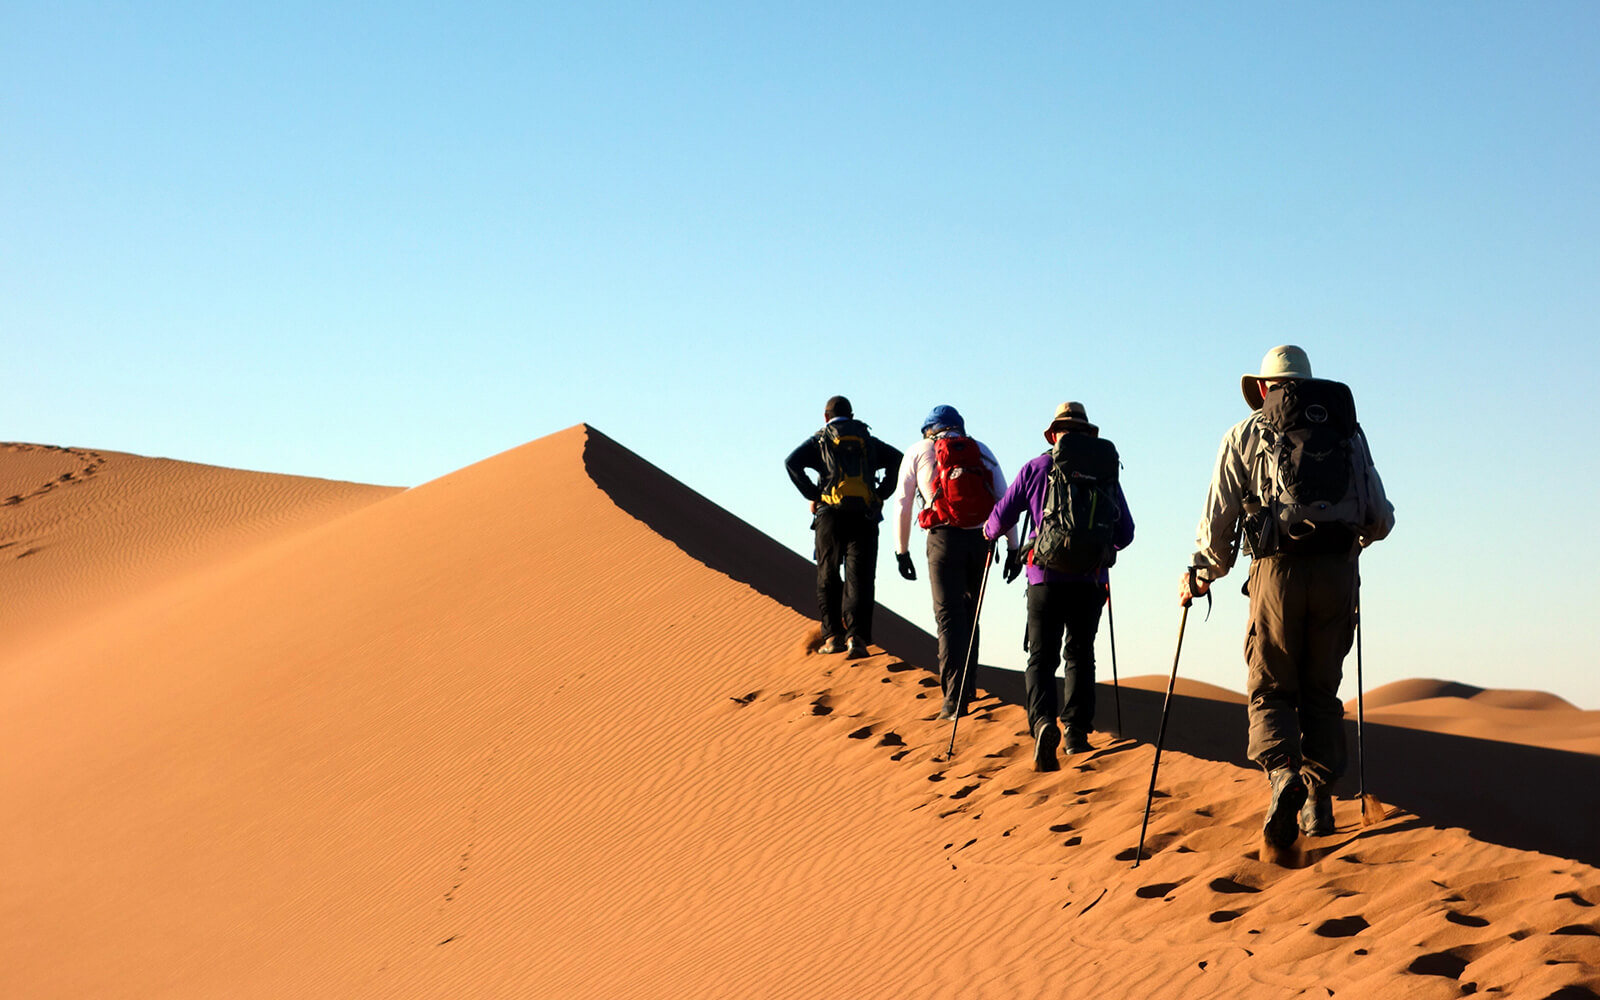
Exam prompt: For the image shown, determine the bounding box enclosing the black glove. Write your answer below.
[896,552,917,581]
[1003,546,1025,584]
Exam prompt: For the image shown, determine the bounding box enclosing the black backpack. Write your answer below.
[816,419,879,511]
[1031,433,1121,574]
[1254,378,1366,554]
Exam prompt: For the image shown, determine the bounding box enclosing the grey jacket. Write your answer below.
[1191,412,1394,582]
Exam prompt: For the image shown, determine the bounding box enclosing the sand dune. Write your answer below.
[3,427,1596,998]
[1364,678,1581,713]
[1120,674,1249,705]
[1356,679,1600,752]
[0,441,399,656]
[1112,672,1600,757]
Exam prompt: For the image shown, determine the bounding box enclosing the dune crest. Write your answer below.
[3,427,1596,998]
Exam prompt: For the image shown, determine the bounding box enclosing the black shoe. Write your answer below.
[1264,768,1307,849]
[818,636,846,654]
[1299,785,1335,835]
[1062,726,1092,755]
[845,637,869,659]
[1033,720,1061,772]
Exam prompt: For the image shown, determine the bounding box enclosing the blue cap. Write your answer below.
[921,405,964,435]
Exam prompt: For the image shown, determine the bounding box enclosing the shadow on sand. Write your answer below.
[584,426,1599,868]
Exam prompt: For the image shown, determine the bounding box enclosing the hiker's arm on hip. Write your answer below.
[784,440,824,503]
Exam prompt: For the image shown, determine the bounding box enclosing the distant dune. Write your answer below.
[1111,671,1600,757]
[3,427,1596,999]
[1356,678,1599,755]
[0,442,399,655]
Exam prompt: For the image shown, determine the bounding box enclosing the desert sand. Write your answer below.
[3,427,1596,999]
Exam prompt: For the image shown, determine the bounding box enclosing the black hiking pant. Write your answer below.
[1024,580,1106,735]
[926,526,989,712]
[814,505,879,643]
[1244,551,1359,787]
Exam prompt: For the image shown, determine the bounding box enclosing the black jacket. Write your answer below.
[785,420,902,510]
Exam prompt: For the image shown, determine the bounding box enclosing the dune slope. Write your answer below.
[3,427,1596,999]
[0,441,400,655]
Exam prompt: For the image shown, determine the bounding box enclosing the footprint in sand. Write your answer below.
[847,726,873,740]
[1313,916,1369,937]
[810,696,833,716]
[1406,949,1471,980]
[1208,876,1263,895]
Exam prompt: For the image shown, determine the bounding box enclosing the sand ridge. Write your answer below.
[2,426,1596,998]
[0,441,401,656]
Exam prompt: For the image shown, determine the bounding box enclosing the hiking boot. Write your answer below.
[845,637,869,659]
[1062,726,1092,755]
[1264,767,1307,850]
[1299,784,1335,836]
[1033,720,1061,772]
[936,702,961,721]
[818,636,847,654]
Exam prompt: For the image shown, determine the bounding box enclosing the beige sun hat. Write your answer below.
[1240,345,1313,410]
[1043,401,1098,440]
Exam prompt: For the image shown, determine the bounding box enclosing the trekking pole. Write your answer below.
[1106,578,1123,736]
[1134,571,1199,868]
[1354,578,1386,826]
[945,542,996,758]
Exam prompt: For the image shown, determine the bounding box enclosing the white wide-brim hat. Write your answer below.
[1241,345,1313,410]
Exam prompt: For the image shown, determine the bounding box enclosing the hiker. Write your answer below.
[983,402,1134,771]
[889,405,1016,720]
[785,395,902,659]
[1179,345,1394,850]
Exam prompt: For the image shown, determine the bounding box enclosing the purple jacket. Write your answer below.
[983,452,1135,586]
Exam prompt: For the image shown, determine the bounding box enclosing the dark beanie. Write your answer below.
[825,395,853,419]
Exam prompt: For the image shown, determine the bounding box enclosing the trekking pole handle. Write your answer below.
[1184,566,1213,620]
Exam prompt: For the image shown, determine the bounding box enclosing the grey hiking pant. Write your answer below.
[1244,551,1360,787]
[927,526,989,711]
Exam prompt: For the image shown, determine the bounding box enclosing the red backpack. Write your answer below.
[917,436,997,529]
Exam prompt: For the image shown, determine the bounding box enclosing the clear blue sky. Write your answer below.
[6,3,1598,707]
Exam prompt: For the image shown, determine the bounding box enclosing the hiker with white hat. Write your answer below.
[983,402,1134,771]
[889,405,1017,720]
[1180,346,1394,850]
